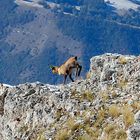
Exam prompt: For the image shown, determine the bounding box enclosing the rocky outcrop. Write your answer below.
[0,53,140,140]
[128,110,140,140]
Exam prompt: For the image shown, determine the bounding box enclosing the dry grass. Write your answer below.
[70,90,83,102]
[81,91,94,102]
[19,125,28,133]
[104,124,117,140]
[94,109,106,129]
[108,104,121,118]
[78,134,97,140]
[67,119,81,132]
[71,90,94,102]
[118,57,127,64]
[55,129,70,140]
[84,125,99,138]
[53,105,130,140]
[122,105,135,128]
[111,92,118,98]
[115,129,127,140]
[100,92,109,102]
[104,124,116,135]
[54,117,82,140]
[131,101,140,112]
[70,90,79,99]
[36,130,46,140]
[86,72,92,79]
[55,107,68,121]
[118,79,128,89]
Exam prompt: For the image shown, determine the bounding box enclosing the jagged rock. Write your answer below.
[128,125,140,140]
[135,111,140,124]
[127,111,140,140]
[0,54,140,140]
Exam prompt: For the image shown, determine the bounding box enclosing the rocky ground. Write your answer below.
[0,53,140,140]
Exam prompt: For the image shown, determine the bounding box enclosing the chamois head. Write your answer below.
[50,66,58,74]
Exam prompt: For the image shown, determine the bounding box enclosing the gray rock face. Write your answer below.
[0,53,140,140]
[135,111,140,124]
[128,125,140,140]
[128,111,140,140]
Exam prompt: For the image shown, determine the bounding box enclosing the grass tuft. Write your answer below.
[104,124,116,135]
[118,57,127,64]
[81,91,94,102]
[108,104,121,118]
[116,129,127,140]
[55,129,70,140]
[122,106,135,128]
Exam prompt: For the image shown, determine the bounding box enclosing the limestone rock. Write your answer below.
[0,54,140,140]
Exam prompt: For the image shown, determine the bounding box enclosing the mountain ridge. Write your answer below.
[0,53,140,140]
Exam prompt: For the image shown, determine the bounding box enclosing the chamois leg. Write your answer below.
[78,65,82,76]
[76,67,79,78]
[69,74,74,82]
[63,75,67,84]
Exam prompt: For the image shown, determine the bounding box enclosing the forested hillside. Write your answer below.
[0,0,140,85]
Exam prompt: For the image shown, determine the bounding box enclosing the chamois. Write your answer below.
[50,56,82,84]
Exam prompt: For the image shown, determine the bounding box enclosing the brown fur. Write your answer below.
[51,56,82,84]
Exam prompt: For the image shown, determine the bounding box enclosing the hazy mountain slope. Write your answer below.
[0,0,140,85]
[0,0,85,85]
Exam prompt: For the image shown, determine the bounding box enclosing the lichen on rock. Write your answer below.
[0,53,140,140]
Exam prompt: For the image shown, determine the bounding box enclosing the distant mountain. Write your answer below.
[0,0,140,85]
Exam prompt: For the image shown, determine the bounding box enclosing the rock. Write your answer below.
[128,125,140,140]
[135,111,140,123]
[127,110,140,140]
[0,53,140,140]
